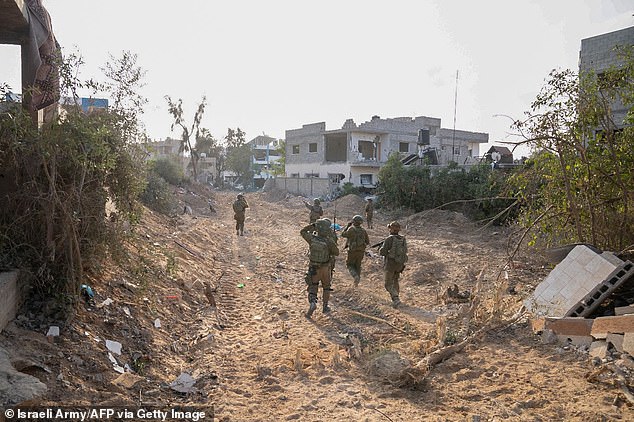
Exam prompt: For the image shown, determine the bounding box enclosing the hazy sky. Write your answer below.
[1,0,633,156]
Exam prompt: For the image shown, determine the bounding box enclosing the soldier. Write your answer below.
[300,218,339,318]
[364,198,374,229]
[303,198,324,223]
[232,194,249,236]
[378,221,408,308]
[341,215,370,287]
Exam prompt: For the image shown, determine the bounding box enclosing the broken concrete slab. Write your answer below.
[607,333,625,352]
[0,346,47,406]
[624,333,634,356]
[525,245,628,317]
[589,341,609,359]
[591,314,634,338]
[0,271,24,333]
[615,305,634,316]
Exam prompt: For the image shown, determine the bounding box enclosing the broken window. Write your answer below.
[292,145,300,154]
[399,142,409,153]
[329,173,345,183]
[357,140,376,160]
[309,143,317,153]
[360,174,373,185]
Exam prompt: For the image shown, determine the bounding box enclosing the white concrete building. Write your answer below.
[285,115,488,189]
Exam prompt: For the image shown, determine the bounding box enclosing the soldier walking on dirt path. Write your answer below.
[300,218,339,318]
[341,215,369,287]
[232,194,249,236]
[378,221,408,308]
[364,198,374,229]
[303,198,324,223]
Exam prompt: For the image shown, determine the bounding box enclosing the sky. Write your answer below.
[1,0,633,157]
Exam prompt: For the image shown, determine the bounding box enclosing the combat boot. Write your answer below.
[392,298,401,308]
[353,274,360,287]
[305,302,317,318]
[236,230,240,236]
[322,290,331,313]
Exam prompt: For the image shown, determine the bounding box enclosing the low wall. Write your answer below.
[0,271,23,333]
[266,177,333,198]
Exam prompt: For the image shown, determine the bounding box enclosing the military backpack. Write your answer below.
[387,235,408,265]
[309,235,331,264]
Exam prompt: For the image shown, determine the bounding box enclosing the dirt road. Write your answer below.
[1,187,631,421]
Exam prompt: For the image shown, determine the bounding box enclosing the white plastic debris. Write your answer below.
[97,298,113,308]
[108,352,125,373]
[123,307,131,317]
[105,339,122,355]
[170,372,196,393]
[154,318,161,328]
[47,326,60,337]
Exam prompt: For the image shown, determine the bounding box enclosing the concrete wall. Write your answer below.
[268,177,332,198]
[0,271,23,333]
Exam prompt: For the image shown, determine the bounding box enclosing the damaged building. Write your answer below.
[284,115,488,190]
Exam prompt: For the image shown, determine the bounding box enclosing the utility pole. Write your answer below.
[451,70,459,163]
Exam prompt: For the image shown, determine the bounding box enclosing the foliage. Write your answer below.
[509,47,634,251]
[270,139,286,176]
[151,158,185,186]
[377,152,513,223]
[341,182,360,196]
[224,128,253,187]
[139,172,177,215]
[165,95,207,182]
[0,51,147,296]
[195,128,224,185]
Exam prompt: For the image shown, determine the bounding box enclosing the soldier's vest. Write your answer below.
[310,235,331,264]
[233,200,246,214]
[387,235,408,265]
[347,226,366,251]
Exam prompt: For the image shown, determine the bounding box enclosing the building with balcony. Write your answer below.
[248,135,282,188]
[285,115,488,189]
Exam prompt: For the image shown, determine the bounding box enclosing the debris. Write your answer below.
[113,372,144,389]
[108,352,125,374]
[46,326,60,343]
[123,307,131,317]
[170,372,196,393]
[253,315,262,320]
[80,284,95,304]
[237,283,245,288]
[154,318,161,328]
[97,298,113,308]
[445,284,470,302]
[106,340,122,355]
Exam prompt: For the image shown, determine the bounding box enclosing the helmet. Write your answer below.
[237,194,244,199]
[315,218,332,233]
[352,215,364,224]
[313,198,321,205]
[387,221,401,230]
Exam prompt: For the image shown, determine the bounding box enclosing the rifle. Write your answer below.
[371,240,384,248]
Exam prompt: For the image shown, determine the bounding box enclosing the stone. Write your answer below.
[589,341,608,359]
[0,346,47,406]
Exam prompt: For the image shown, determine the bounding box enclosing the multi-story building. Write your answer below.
[579,25,634,130]
[248,135,282,188]
[285,115,488,189]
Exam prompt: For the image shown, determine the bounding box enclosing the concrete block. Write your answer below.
[614,305,634,316]
[607,333,624,352]
[0,271,21,333]
[624,333,634,356]
[589,341,609,359]
[591,314,634,338]
[544,317,594,337]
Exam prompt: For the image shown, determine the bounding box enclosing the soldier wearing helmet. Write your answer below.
[300,218,339,318]
[232,194,249,236]
[364,198,374,229]
[378,221,408,308]
[341,215,370,287]
[303,198,324,223]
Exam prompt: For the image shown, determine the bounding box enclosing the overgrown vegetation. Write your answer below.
[0,51,147,297]
[509,47,634,252]
[377,153,514,224]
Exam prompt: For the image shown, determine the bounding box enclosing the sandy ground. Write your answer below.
[1,185,633,421]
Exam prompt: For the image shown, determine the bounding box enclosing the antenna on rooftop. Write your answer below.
[451,69,459,163]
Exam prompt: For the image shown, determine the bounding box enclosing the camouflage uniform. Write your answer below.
[378,221,408,308]
[364,199,374,229]
[300,218,339,318]
[233,194,249,236]
[304,198,324,223]
[341,215,369,286]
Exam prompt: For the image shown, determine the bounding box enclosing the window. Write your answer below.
[399,142,409,153]
[360,174,373,185]
[292,145,300,154]
[290,173,299,178]
[309,143,317,153]
[305,172,319,178]
[453,146,460,155]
